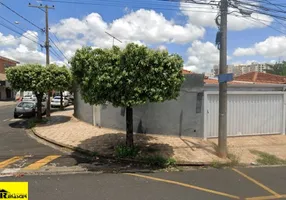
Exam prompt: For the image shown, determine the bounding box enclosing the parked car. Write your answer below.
[51,96,69,108]
[21,94,47,102]
[68,94,74,105]
[22,94,37,102]
[14,101,46,118]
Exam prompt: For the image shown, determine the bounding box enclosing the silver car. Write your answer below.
[14,101,46,118]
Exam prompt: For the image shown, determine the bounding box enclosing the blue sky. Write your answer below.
[0,0,285,72]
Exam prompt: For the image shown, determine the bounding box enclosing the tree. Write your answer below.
[71,43,184,147]
[6,64,54,120]
[48,64,72,110]
[265,61,286,76]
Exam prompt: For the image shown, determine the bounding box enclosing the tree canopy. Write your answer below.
[48,64,72,92]
[6,64,54,94]
[6,64,55,119]
[71,43,184,107]
[265,61,286,76]
[6,64,72,119]
[71,43,184,147]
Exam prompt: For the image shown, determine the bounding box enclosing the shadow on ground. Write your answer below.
[9,119,29,129]
[70,132,175,172]
[43,115,71,126]
[50,106,74,113]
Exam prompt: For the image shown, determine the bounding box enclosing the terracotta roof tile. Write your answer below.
[182,69,193,74]
[235,72,286,84]
[0,56,19,64]
[204,78,246,85]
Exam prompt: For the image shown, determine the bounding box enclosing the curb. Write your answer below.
[30,128,214,167]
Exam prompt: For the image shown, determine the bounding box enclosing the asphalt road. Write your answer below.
[1,166,286,200]
[0,105,89,169]
[1,104,286,200]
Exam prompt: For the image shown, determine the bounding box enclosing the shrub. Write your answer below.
[143,156,176,168]
[115,145,139,158]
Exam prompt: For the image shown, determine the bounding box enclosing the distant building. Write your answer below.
[0,56,19,100]
[213,62,273,77]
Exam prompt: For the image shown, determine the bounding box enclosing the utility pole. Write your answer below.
[29,3,54,117]
[218,0,228,158]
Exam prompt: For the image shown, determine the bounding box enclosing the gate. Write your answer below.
[204,91,286,138]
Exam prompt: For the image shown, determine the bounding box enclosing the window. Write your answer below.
[3,63,13,68]
[196,92,203,113]
[18,102,35,108]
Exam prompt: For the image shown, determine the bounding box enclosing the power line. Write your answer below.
[0,2,44,31]
[50,47,70,66]
[0,22,41,45]
[49,37,69,61]
[51,32,61,43]
[0,15,39,41]
[50,47,63,60]
[38,0,219,12]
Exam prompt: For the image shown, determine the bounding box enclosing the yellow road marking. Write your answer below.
[232,168,281,198]
[125,173,240,199]
[246,194,286,200]
[0,156,24,168]
[24,155,61,170]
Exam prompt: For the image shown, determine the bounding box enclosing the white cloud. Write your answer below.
[0,45,46,64]
[109,9,205,44]
[233,48,256,56]
[180,2,273,31]
[0,31,47,64]
[51,9,205,52]
[185,40,219,73]
[233,36,286,58]
[20,31,39,51]
[0,33,18,47]
[156,45,167,51]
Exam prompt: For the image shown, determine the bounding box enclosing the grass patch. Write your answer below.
[115,145,139,158]
[27,118,49,129]
[250,150,286,165]
[211,153,240,169]
[114,145,176,168]
[142,156,176,168]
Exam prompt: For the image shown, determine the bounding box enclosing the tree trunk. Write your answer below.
[126,106,134,147]
[35,93,43,121]
[60,91,64,110]
[46,91,51,117]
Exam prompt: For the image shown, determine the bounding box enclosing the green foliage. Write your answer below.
[143,156,176,168]
[250,150,286,165]
[115,144,139,158]
[70,43,185,107]
[27,118,48,129]
[48,64,72,92]
[27,119,36,129]
[211,153,240,169]
[265,61,286,76]
[6,64,54,93]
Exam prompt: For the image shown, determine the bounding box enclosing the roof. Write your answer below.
[204,72,286,85]
[204,78,247,85]
[0,56,19,64]
[235,72,286,84]
[182,69,193,74]
[0,73,6,81]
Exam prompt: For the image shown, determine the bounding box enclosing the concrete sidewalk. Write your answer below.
[0,101,17,107]
[34,108,225,165]
[33,108,286,165]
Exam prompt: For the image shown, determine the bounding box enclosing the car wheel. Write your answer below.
[14,113,18,118]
